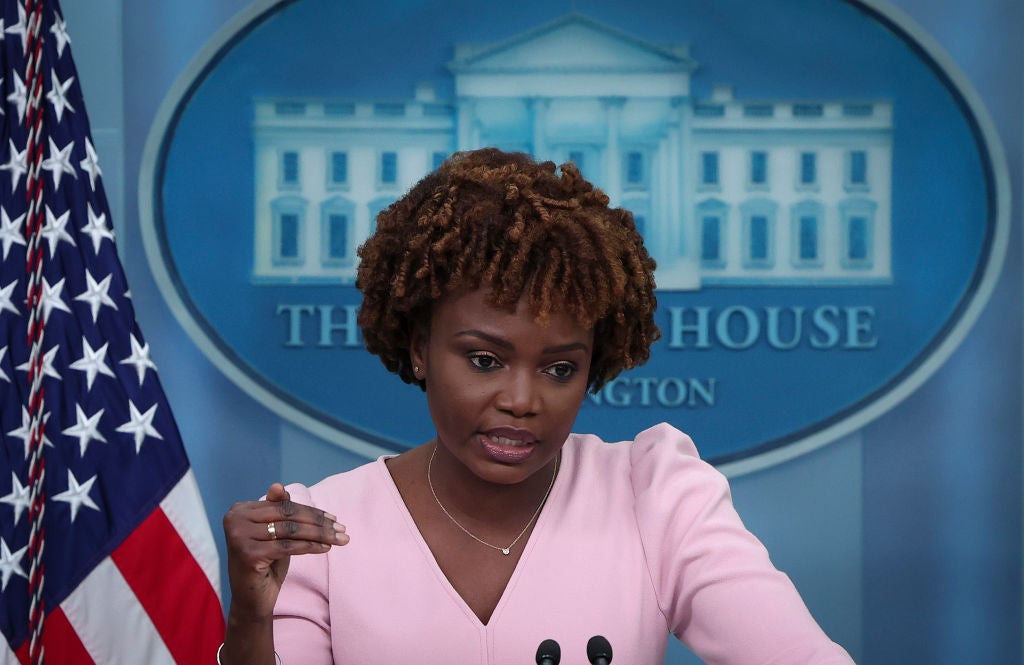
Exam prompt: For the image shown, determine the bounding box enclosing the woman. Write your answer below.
[220,149,854,664]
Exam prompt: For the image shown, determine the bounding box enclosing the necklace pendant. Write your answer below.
[501,547,511,555]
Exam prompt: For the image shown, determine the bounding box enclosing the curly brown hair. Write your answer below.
[356,148,660,392]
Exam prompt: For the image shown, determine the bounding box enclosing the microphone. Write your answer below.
[535,638,560,665]
[586,635,613,665]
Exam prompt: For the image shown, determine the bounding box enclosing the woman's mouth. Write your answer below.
[489,434,530,447]
[479,432,538,463]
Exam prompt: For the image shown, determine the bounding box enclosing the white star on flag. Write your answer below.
[3,4,27,49]
[0,280,19,316]
[0,538,28,592]
[69,338,116,390]
[79,137,102,190]
[0,346,9,383]
[41,204,76,257]
[5,70,26,122]
[0,139,26,191]
[49,13,71,57]
[40,276,72,323]
[116,401,164,453]
[52,470,100,523]
[0,206,26,258]
[81,203,114,253]
[62,404,107,456]
[46,68,75,123]
[121,333,158,385]
[16,345,62,382]
[40,136,77,189]
[0,473,31,526]
[5,407,54,459]
[74,270,118,322]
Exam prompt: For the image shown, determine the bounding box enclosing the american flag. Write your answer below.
[0,1,224,663]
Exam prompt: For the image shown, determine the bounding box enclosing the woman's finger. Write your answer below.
[225,498,337,529]
[264,482,289,502]
[261,518,347,546]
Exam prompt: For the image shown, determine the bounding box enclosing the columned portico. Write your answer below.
[601,96,626,204]
[529,97,550,157]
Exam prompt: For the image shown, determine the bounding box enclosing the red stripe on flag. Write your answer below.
[111,508,225,664]
[13,607,95,665]
[42,609,95,665]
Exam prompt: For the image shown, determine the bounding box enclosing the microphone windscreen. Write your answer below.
[536,638,561,664]
[586,635,613,663]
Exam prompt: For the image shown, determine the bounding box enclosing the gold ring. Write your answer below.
[267,522,277,540]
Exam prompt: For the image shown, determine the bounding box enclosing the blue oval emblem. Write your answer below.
[140,0,1008,472]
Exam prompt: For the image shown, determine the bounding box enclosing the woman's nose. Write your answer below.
[495,369,539,417]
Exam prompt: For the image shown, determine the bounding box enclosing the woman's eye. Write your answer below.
[469,353,501,370]
[544,362,577,381]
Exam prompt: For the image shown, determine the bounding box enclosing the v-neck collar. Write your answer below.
[373,441,572,628]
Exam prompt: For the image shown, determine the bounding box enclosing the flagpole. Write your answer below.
[23,1,49,662]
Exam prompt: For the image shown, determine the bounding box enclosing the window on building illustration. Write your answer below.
[798,215,819,261]
[274,213,302,265]
[625,151,645,186]
[700,152,719,187]
[790,201,823,268]
[271,196,307,267]
[432,151,448,171]
[325,214,348,261]
[281,151,299,187]
[843,103,873,117]
[321,197,356,266]
[698,199,729,267]
[740,198,777,267]
[279,214,299,259]
[750,151,768,187]
[847,216,869,261]
[330,151,348,186]
[694,103,725,118]
[799,152,816,186]
[743,104,773,118]
[847,150,868,187]
[702,215,721,262]
[839,198,877,269]
[380,151,398,185]
[568,150,585,171]
[793,103,823,117]
[749,215,769,261]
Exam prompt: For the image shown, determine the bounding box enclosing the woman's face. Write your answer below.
[411,289,594,486]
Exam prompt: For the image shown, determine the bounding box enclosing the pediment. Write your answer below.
[449,14,696,74]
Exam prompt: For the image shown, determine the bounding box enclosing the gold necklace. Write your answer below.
[427,443,558,555]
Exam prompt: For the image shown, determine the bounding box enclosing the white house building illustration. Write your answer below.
[252,14,892,290]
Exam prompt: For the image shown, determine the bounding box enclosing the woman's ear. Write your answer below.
[409,324,427,380]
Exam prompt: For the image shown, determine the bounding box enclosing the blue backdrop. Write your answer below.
[64,0,1022,662]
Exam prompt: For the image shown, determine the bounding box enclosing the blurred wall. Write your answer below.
[63,1,1022,662]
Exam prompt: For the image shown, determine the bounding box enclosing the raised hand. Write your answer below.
[219,483,348,664]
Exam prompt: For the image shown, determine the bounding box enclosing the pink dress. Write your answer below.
[274,423,855,664]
